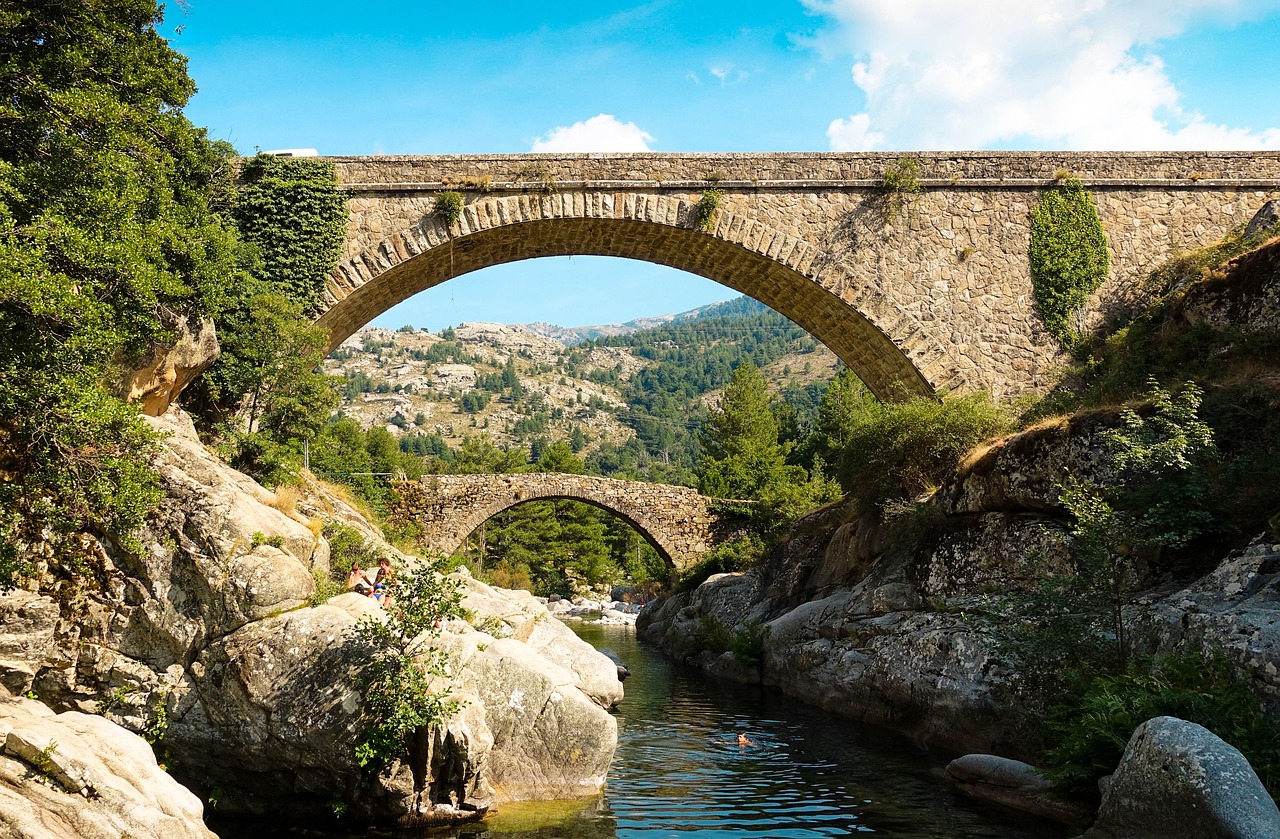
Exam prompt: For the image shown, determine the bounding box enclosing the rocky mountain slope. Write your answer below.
[325,299,838,462]
[325,322,640,454]
[518,299,738,345]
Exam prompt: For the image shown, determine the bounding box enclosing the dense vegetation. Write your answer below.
[186,155,346,483]
[990,224,1280,798]
[588,297,826,484]
[0,2,353,587]
[0,0,249,587]
[1029,176,1110,346]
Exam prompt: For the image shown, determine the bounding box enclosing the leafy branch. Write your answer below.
[350,559,465,768]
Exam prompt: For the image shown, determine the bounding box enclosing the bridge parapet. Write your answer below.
[393,473,735,568]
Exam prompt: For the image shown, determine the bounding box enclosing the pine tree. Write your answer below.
[698,362,790,500]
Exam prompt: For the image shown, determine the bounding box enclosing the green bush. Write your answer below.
[691,189,723,232]
[880,156,922,223]
[730,619,770,665]
[836,392,1011,510]
[350,559,464,768]
[677,534,765,592]
[1045,653,1280,798]
[310,568,345,607]
[433,191,464,229]
[698,614,733,653]
[325,522,384,572]
[1029,177,1110,347]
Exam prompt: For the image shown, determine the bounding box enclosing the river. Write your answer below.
[214,621,1068,839]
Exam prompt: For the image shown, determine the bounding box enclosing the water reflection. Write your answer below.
[213,623,1067,839]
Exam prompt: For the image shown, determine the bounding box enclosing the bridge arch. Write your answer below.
[394,474,721,568]
[316,191,942,400]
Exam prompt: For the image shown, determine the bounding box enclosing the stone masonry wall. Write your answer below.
[395,474,719,568]
[323,152,1280,401]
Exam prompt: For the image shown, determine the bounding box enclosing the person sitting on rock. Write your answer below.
[345,562,374,597]
[373,557,395,610]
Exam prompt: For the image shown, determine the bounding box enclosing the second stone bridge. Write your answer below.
[393,473,745,568]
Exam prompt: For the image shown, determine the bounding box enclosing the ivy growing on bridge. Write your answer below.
[692,188,724,232]
[1029,176,1110,347]
[433,190,464,229]
[234,153,348,315]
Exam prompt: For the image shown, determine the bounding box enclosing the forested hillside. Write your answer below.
[323,297,838,486]
[314,296,842,594]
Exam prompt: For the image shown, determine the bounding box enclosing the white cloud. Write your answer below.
[529,114,655,153]
[805,0,1280,150]
[710,64,750,85]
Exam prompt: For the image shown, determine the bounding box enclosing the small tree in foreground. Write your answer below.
[350,559,465,768]
[993,380,1217,718]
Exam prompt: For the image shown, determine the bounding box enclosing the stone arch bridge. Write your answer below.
[320,151,1280,401]
[394,473,747,568]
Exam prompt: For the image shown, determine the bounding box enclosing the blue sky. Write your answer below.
[171,0,1280,331]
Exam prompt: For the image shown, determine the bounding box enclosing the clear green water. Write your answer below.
[212,623,1069,839]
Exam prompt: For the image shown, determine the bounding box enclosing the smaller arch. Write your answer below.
[451,495,682,569]
[396,474,716,568]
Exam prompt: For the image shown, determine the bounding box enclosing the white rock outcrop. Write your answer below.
[0,696,215,839]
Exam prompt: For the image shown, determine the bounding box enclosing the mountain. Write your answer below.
[325,296,838,481]
[518,297,768,345]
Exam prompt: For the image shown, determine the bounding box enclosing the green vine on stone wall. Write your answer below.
[235,154,349,316]
[433,190,465,229]
[1029,176,1110,347]
[880,155,922,224]
[692,188,724,232]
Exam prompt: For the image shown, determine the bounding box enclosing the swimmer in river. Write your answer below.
[736,732,755,747]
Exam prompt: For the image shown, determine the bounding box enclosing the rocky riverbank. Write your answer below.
[638,230,1280,837]
[638,416,1280,756]
[0,406,623,834]
[544,594,643,625]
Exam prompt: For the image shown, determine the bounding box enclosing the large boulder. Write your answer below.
[1082,716,1280,839]
[0,696,215,839]
[1174,235,1280,334]
[0,591,59,697]
[1135,543,1280,714]
[946,753,1091,824]
[115,308,220,417]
